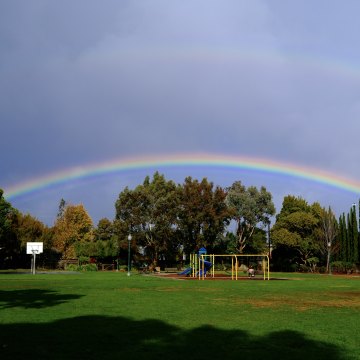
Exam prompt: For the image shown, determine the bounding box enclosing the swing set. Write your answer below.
[188,253,270,280]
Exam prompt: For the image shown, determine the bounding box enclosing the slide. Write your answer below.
[198,260,212,276]
[179,267,192,275]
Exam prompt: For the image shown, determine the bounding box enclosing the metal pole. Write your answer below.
[32,251,36,275]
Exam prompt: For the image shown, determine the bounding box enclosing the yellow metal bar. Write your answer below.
[202,255,205,280]
[213,254,215,278]
[262,255,266,280]
[198,255,201,280]
[232,256,234,280]
[194,253,197,278]
[211,254,215,278]
[235,256,238,280]
[192,253,195,278]
[195,254,270,280]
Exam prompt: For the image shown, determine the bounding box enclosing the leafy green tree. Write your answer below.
[14,212,48,267]
[271,196,321,269]
[94,218,114,241]
[16,213,45,250]
[212,232,236,254]
[338,213,348,262]
[75,237,118,259]
[177,177,231,253]
[337,204,360,266]
[225,181,275,253]
[115,172,179,266]
[348,205,359,263]
[0,189,20,267]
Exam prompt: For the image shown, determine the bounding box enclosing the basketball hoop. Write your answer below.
[26,242,43,275]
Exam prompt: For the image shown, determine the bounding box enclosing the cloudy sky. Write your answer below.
[1,0,360,226]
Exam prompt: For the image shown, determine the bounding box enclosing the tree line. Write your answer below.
[1,173,359,272]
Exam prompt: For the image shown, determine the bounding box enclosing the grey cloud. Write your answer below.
[1,1,360,224]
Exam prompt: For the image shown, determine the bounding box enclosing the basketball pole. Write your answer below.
[32,250,36,275]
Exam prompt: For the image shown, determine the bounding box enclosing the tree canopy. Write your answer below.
[271,196,322,270]
[226,181,275,253]
[53,203,93,259]
[0,189,20,266]
[115,172,180,266]
[3,174,360,273]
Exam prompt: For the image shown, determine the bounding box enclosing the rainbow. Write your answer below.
[4,153,360,199]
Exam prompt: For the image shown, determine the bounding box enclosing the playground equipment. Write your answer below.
[184,251,270,280]
[180,248,211,277]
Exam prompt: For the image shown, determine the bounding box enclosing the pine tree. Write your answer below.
[341,214,348,261]
[347,213,352,262]
[352,205,359,263]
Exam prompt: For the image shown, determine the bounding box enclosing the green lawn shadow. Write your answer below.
[0,315,348,360]
[0,289,83,309]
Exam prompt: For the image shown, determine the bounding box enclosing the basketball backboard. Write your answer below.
[26,242,43,255]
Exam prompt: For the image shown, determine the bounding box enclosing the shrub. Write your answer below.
[118,265,128,272]
[66,264,79,271]
[65,263,98,272]
[79,264,98,272]
[289,263,298,272]
[79,256,90,265]
[299,264,310,272]
[330,261,353,273]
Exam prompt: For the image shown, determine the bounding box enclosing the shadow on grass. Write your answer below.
[0,289,83,309]
[0,315,348,360]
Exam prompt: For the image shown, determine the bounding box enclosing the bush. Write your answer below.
[66,264,79,271]
[79,264,98,272]
[299,264,310,272]
[330,261,354,274]
[79,256,90,265]
[289,264,298,272]
[65,263,98,272]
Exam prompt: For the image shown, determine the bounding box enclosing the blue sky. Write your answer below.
[1,0,360,225]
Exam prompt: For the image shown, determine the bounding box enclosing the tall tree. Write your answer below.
[94,218,114,242]
[177,177,231,253]
[336,203,360,266]
[350,205,359,263]
[320,207,338,273]
[115,172,179,265]
[271,196,321,269]
[16,213,46,249]
[338,213,348,262]
[57,198,66,219]
[225,181,275,253]
[52,203,94,259]
[15,212,49,268]
[0,189,19,267]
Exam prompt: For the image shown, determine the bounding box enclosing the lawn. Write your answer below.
[0,271,359,360]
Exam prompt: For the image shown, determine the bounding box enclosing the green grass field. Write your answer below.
[0,271,359,360]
